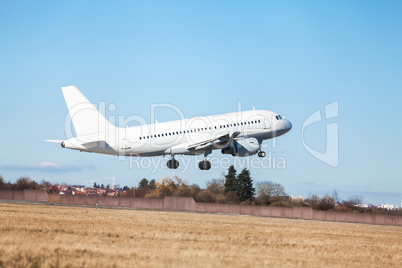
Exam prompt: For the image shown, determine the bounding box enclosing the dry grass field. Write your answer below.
[0,202,401,267]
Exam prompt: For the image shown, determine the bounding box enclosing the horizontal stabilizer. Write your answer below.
[81,140,108,149]
[45,139,63,143]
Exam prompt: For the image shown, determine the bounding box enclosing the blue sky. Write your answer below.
[1,1,401,206]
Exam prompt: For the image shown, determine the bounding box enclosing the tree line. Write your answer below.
[0,175,59,193]
[1,170,401,215]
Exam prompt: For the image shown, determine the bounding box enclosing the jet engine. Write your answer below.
[221,137,260,157]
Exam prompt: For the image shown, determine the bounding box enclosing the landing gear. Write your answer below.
[258,151,266,157]
[198,160,211,170]
[199,150,212,170]
[167,156,179,169]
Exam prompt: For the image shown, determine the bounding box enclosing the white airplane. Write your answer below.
[48,86,292,170]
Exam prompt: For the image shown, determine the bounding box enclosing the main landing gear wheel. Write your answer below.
[198,160,211,170]
[167,159,179,169]
[258,151,266,157]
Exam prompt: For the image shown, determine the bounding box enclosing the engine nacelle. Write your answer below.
[221,137,260,157]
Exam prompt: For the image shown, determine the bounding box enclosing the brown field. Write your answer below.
[0,202,401,267]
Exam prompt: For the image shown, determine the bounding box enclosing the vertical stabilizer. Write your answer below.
[61,86,113,137]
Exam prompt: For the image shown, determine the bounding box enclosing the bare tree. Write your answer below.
[332,189,340,204]
[206,178,225,195]
[15,176,38,190]
[307,194,335,211]
[257,181,285,196]
[307,194,320,209]
[343,195,364,208]
[256,181,286,205]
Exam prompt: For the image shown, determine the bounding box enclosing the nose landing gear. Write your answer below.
[258,151,266,157]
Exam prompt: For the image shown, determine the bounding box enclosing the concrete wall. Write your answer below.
[0,190,47,202]
[163,197,197,211]
[48,194,60,203]
[293,207,313,219]
[134,198,163,210]
[0,190,18,200]
[24,190,37,202]
[196,202,241,214]
[1,190,401,226]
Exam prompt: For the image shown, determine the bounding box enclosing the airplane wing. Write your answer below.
[187,131,240,151]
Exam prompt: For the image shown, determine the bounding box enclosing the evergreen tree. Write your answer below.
[149,179,156,190]
[93,182,97,188]
[138,178,149,188]
[224,165,237,193]
[236,168,255,201]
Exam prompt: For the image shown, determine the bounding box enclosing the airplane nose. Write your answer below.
[285,119,292,130]
[276,119,292,135]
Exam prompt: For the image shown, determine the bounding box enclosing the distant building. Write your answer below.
[380,203,398,210]
[290,195,304,202]
[356,203,370,208]
[56,184,119,196]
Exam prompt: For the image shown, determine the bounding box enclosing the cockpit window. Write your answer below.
[276,115,282,120]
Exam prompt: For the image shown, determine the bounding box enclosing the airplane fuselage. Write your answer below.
[62,109,292,157]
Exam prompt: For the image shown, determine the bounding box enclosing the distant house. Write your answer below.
[56,184,120,196]
[72,191,86,196]
[380,203,398,210]
[290,195,304,202]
